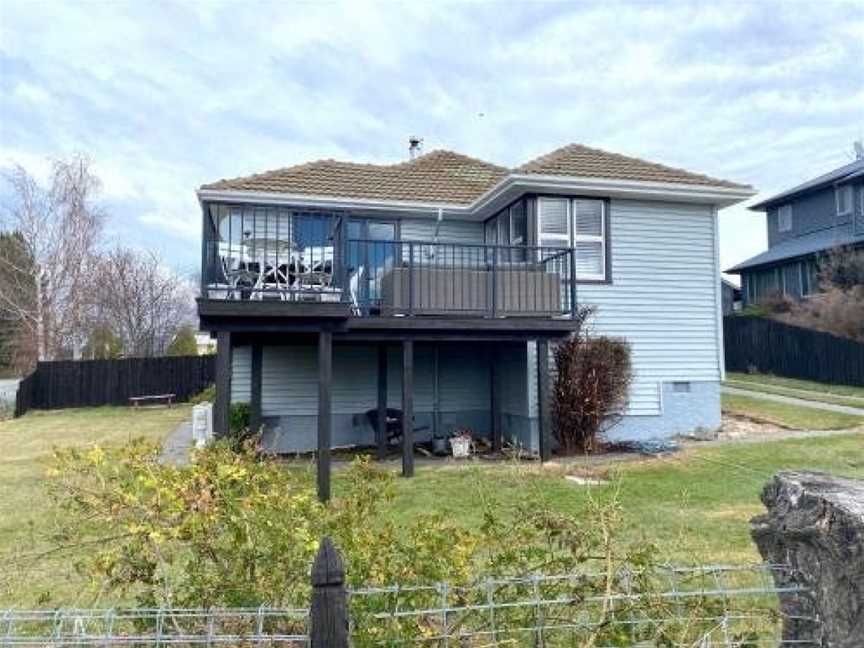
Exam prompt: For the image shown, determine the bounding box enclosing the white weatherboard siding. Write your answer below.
[531,199,722,419]
[582,199,721,415]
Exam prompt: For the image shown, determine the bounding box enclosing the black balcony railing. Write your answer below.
[202,206,576,318]
[342,239,575,317]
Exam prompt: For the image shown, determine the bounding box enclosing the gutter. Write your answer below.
[198,174,757,217]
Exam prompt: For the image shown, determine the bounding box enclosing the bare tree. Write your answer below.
[92,247,195,357]
[0,155,105,363]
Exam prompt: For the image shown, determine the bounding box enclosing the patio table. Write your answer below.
[241,237,297,299]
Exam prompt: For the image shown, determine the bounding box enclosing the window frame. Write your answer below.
[777,204,793,233]
[537,196,609,282]
[836,185,853,216]
[572,199,607,281]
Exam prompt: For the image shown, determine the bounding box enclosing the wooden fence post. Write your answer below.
[310,537,349,648]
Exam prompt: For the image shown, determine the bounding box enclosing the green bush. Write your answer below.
[229,402,250,433]
[43,443,757,644]
[188,384,215,404]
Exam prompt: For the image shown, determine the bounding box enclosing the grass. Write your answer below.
[726,372,864,408]
[0,405,191,606]
[2,402,863,607]
[721,393,864,430]
[340,431,864,566]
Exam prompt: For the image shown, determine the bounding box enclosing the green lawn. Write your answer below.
[2,402,863,607]
[339,431,864,566]
[722,393,864,430]
[726,372,864,408]
[0,405,191,606]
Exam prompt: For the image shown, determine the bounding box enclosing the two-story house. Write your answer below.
[727,156,864,304]
[197,142,753,495]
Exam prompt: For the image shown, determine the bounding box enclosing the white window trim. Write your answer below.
[836,185,853,216]
[573,200,606,281]
[537,197,607,281]
[777,204,792,232]
[537,197,571,248]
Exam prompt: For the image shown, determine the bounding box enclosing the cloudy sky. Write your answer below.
[1,0,862,280]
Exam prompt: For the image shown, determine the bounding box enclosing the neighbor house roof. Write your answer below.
[726,225,864,273]
[200,143,751,206]
[749,158,864,211]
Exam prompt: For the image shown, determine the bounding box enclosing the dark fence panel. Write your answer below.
[724,316,864,387]
[17,355,215,414]
[14,372,35,417]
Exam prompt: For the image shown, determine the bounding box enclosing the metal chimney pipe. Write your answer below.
[408,136,423,160]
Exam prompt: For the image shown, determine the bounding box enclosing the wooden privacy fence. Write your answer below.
[724,316,864,386]
[14,355,215,416]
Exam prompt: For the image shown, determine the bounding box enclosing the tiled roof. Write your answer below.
[726,225,864,273]
[200,150,509,205]
[201,143,751,204]
[514,144,751,190]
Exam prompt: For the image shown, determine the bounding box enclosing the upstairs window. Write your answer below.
[573,199,606,280]
[777,204,792,232]
[836,185,853,216]
[538,197,607,281]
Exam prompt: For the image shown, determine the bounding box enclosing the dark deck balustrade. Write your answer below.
[203,224,577,319]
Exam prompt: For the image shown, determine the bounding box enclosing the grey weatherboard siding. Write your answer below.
[231,342,536,452]
[230,197,723,451]
[735,181,864,305]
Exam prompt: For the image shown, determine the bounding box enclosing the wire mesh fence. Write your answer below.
[0,563,818,647]
[346,563,818,646]
[1,607,309,647]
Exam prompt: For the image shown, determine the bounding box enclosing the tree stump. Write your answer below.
[751,471,864,647]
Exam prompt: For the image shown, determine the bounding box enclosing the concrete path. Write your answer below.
[722,385,864,417]
[726,378,864,405]
[160,421,194,466]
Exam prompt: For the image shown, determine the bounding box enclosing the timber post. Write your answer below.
[309,537,349,648]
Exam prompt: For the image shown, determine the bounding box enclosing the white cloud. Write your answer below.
[0,0,862,274]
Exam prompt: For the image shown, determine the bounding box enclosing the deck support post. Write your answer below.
[317,331,333,502]
[214,331,232,437]
[490,345,502,453]
[537,339,551,462]
[250,343,263,435]
[401,339,414,478]
[376,344,388,460]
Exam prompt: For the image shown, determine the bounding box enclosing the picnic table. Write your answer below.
[129,393,176,409]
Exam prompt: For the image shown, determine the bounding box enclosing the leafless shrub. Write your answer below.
[779,247,864,342]
[92,248,196,357]
[0,155,105,363]
[1,156,196,364]
[552,309,633,455]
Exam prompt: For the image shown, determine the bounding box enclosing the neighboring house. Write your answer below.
[721,278,741,316]
[197,143,754,460]
[727,156,864,304]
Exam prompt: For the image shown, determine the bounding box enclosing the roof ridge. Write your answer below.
[390,148,509,172]
[516,143,751,189]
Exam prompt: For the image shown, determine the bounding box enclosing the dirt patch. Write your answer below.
[719,414,789,440]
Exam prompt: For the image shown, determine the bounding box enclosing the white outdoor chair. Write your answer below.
[349,266,365,316]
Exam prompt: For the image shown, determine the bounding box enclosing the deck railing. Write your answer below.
[203,231,576,318]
